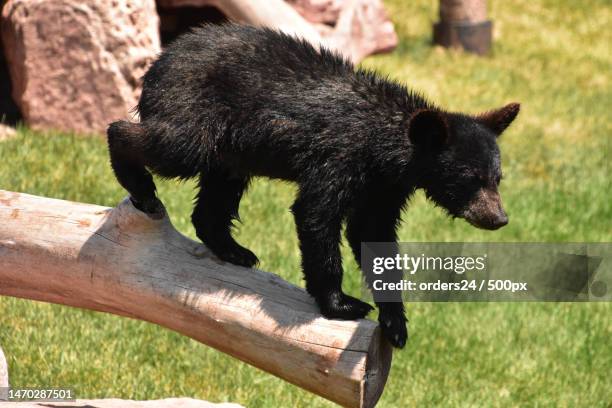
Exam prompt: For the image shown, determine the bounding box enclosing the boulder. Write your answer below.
[0,345,7,387]
[0,0,396,135]
[1,0,161,135]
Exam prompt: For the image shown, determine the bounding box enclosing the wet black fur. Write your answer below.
[107,24,517,348]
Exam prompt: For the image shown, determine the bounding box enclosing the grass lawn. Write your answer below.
[0,0,610,406]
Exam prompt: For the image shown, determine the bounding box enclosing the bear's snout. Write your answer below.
[463,189,508,230]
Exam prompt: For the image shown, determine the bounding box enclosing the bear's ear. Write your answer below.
[407,110,450,150]
[477,103,520,136]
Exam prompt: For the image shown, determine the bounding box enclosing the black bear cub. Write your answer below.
[108,24,519,348]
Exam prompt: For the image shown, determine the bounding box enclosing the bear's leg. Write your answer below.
[292,192,373,320]
[345,196,408,348]
[107,121,163,215]
[192,169,258,268]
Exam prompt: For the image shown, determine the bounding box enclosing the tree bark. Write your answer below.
[0,190,391,408]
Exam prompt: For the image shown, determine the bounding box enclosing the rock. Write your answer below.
[0,123,17,141]
[0,345,8,387]
[0,0,395,134]
[4,398,243,407]
[1,0,161,135]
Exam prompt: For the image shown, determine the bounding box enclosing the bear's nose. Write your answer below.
[490,211,508,229]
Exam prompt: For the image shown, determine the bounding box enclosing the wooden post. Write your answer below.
[433,0,492,55]
[0,190,391,408]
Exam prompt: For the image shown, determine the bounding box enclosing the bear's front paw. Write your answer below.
[379,311,408,348]
[317,291,374,320]
[213,244,259,268]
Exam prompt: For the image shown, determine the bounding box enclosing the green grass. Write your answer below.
[1,0,611,406]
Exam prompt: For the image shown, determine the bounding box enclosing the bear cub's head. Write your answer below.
[408,103,520,230]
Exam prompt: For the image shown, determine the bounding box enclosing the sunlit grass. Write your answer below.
[0,0,610,406]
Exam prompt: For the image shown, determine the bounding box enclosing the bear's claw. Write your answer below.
[379,312,408,348]
[317,291,374,320]
[213,244,259,268]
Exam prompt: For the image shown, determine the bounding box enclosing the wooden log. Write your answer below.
[157,0,397,63]
[158,0,329,53]
[206,0,327,50]
[0,190,391,408]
